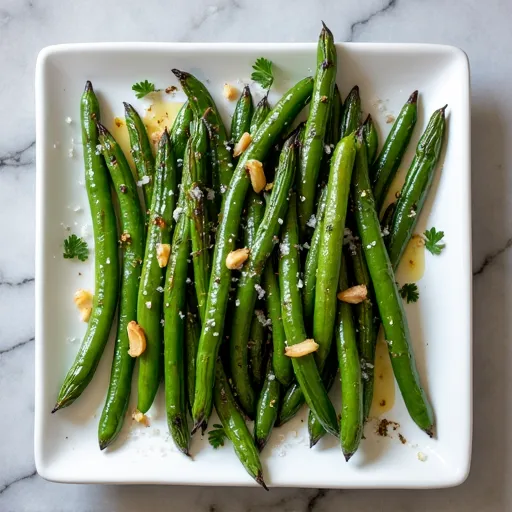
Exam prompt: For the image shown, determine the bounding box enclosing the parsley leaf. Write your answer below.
[208,424,227,449]
[399,283,419,303]
[132,80,157,99]
[423,227,445,255]
[251,58,274,90]
[63,234,89,262]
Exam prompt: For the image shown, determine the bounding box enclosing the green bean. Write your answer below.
[277,345,338,428]
[307,345,339,447]
[96,123,145,448]
[372,91,418,211]
[339,85,361,139]
[192,77,313,430]
[296,22,337,238]
[318,84,343,187]
[336,255,363,460]
[213,358,268,490]
[187,120,211,322]
[263,260,293,387]
[124,102,155,209]
[254,355,281,451]
[279,193,338,437]
[228,131,299,416]
[53,82,119,412]
[275,381,302,426]
[185,301,200,414]
[243,191,265,247]
[170,102,193,174]
[173,69,233,199]
[346,235,377,421]
[313,134,356,366]
[363,114,379,165]
[381,202,396,237]
[303,186,327,332]
[137,130,177,413]
[352,128,434,435]
[388,105,446,269]
[163,166,191,455]
[231,85,253,145]
[250,96,271,135]
[249,311,267,391]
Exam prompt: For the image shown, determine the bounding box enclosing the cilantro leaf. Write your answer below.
[399,283,419,304]
[132,80,157,99]
[208,424,227,449]
[423,227,445,255]
[251,58,274,90]
[63,234,89,262]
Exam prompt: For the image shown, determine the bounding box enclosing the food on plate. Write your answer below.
[53,81,120,413]
[96,121,145,449]
[54,22,448,487]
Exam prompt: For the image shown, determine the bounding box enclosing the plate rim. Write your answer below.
[34,41,472,488]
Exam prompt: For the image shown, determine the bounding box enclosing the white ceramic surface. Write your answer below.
[35,42,470,489]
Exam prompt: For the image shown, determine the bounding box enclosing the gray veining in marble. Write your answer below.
[1,0,510,510]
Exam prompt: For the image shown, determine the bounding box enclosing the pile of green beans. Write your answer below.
[54,22,448,486]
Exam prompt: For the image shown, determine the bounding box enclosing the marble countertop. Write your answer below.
[1,0,509,510]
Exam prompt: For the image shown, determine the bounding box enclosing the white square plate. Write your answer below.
[35,42,471,488]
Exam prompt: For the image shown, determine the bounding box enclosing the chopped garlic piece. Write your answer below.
[245,159,266,193]
[223,83,238,100]
[127,321,146,357]
[285,339,319,358]
[73,289,93,322]
[233,132,252,157]
[337,284,368,304]
[226,248,250,269]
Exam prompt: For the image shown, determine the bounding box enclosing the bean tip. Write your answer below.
[309,437,319,449]
[84,80,93,93]
[408,90,419,104]
[343,451,354,462]
[321,21,333,38]
[181,447,192,459]
[355,124,365,141]
[96,122,108,136]
[440,104,448,114]
[363,113,373,126]
[255,438,265,453]
[123,101,134,114]
[256,95,269,108]
[350,84,360,96]
[191,418,206,435]
[424,426,435,439]
[256,473,269,491]
[172,68,189,81]
[51,404,60,414]
[99,440,109,451]
[242,84,251,97]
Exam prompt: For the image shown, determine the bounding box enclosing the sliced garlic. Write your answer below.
[156,243,171,268]
[285,339,319,358]
[73,289,93,322]
[245,159,266,193]
[127,320,146,357]
[223,83,238,100]
[233,132,252,157]
[337,284,368,304]
[226,248,250,270]
[132,409,150,426]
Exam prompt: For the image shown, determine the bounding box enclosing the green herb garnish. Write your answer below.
[132,80,157,99]
[251,58,274,90]
[208,424,227,449]
[423,227,445,255]
[399,283,419,304]
[63,234,89,262]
